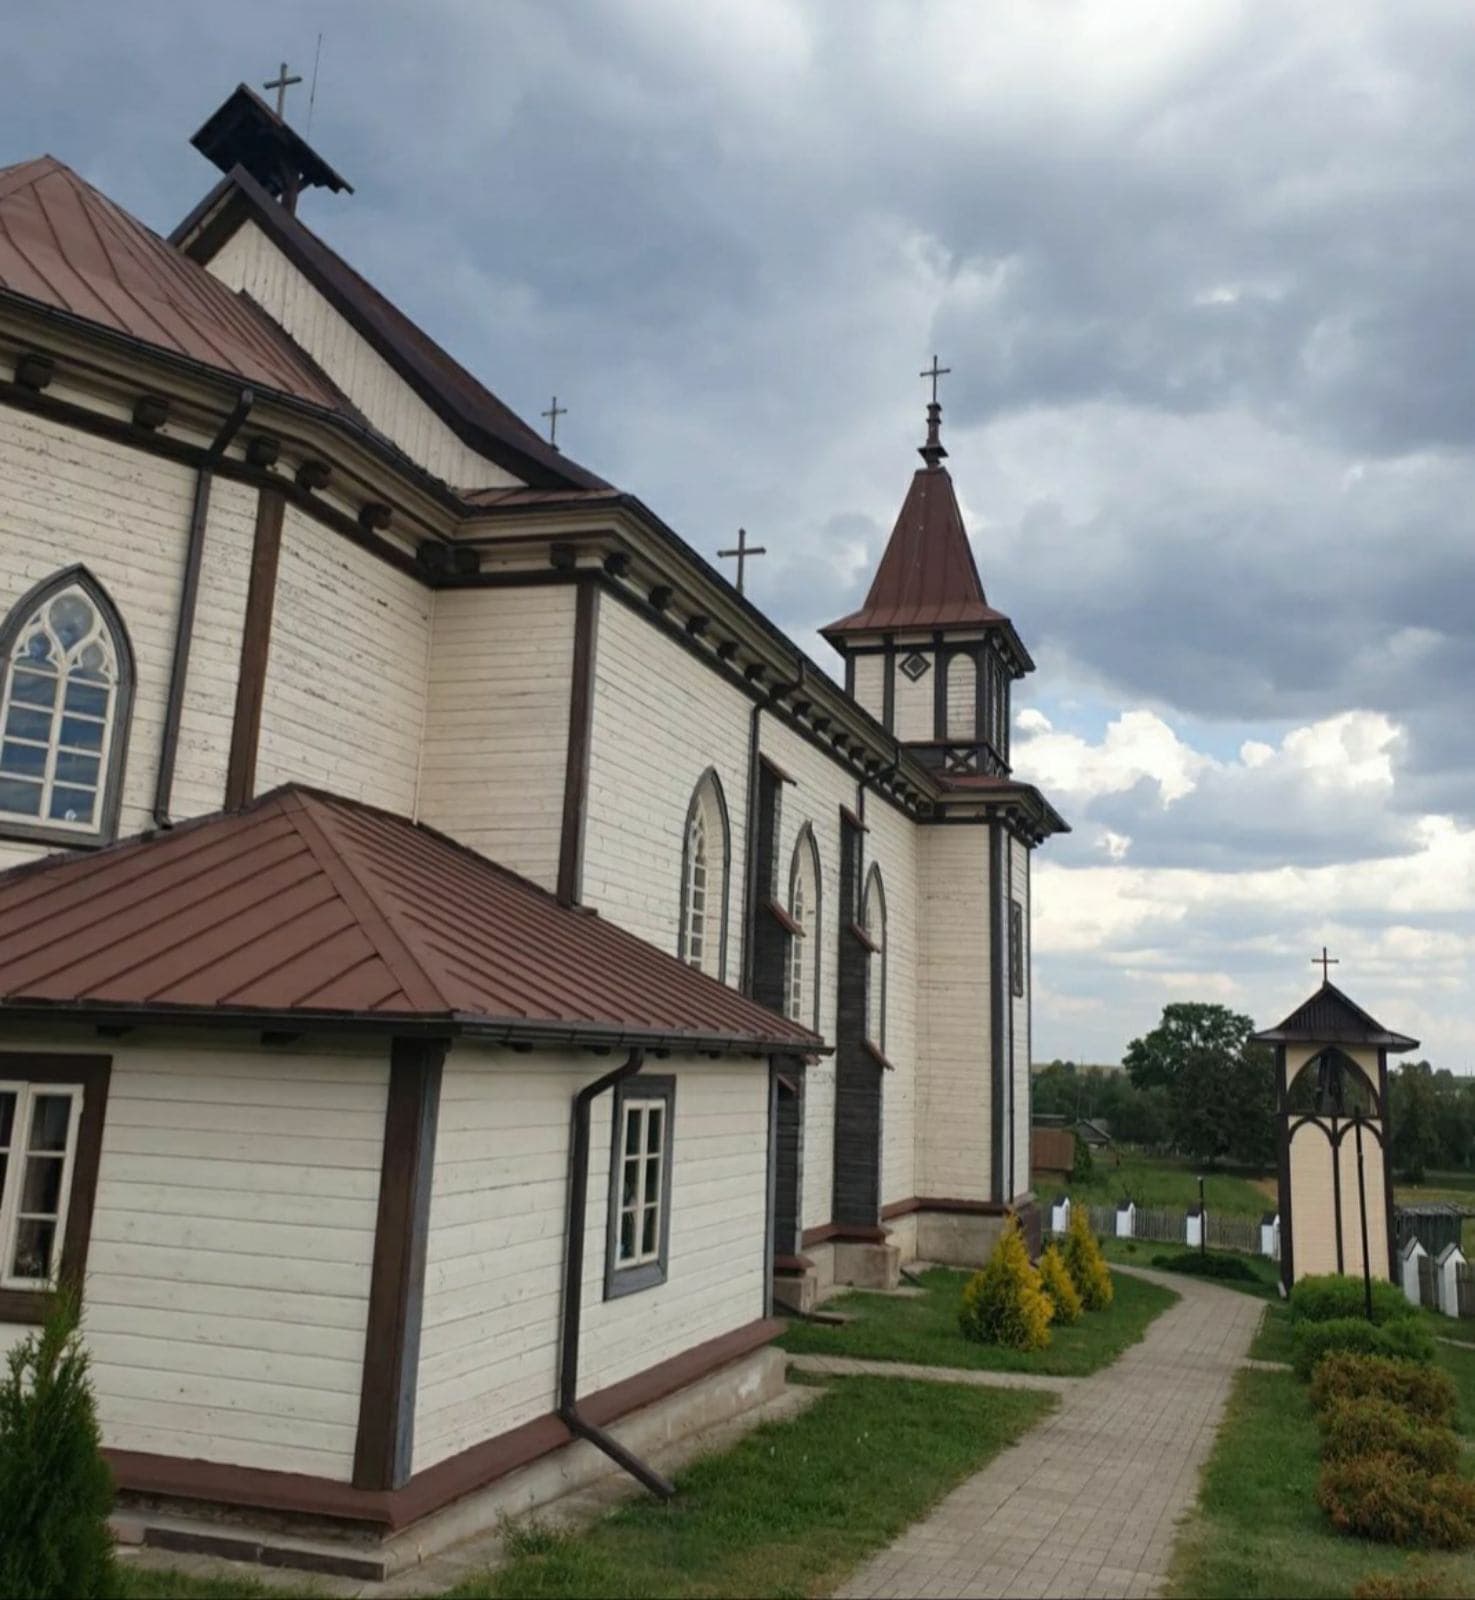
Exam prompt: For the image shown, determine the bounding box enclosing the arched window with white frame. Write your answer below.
[862,863,887,1050]
[786,823,822,1030]
[0,567,133,847]
[678,769,730,980]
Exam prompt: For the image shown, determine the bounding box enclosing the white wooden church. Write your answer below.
[0,86,1065,1560]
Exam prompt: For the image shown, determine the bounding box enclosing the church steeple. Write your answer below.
[823,374,1035,779]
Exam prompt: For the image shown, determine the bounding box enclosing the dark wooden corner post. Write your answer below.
[1275,1044,1292,1294]
[989,821,1009,1204]
[557,576,601,907]
[354,1037,446,1492]
[224,487,287,809]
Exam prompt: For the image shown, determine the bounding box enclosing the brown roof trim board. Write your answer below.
[0,785,824,1057]
[170,166,609,493]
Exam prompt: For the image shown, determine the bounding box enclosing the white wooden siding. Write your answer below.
[917,826,992,1200]
[0,1036,386,1481]
[1010,835,1032,1197]
[868,797,919,1207]
[206,221,522,491]
[413,1048,767,1474]
[894,653,933,742]
[0,407,253,868]
[417,585,573,891]
[852,654,884,726]
[254,504,430,814]
[582,599,749,978]
[945,654,976,741]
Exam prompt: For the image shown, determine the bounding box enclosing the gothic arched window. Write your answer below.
[786,823,822,1030]
[679,769,730,980]
[0,568,133,846]
[862,863,887,1049]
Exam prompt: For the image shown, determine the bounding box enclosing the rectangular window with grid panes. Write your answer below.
[0,1081,83,1291]
[604,1075,675,1299]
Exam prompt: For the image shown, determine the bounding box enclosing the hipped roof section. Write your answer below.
[1252,981,1419,1052]
[822,463,1033,670]
[0,786,824,1057]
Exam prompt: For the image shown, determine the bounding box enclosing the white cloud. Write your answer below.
[1014,709,1207,805]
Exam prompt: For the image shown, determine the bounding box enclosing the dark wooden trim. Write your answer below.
[0,1052,111,1324]
[109,1315,780,1530]
[740,704,764,995]
[758,753,796,785]
[1331,1104,1345,1274]
[882,635,895,730]
[773,1252,813,1273]
[353,1038,445,1492]
[557,576,600,907]
[224,488,286,810]
[1276,1044,1293,1292]
[800,1221,889,1246]
[990,821,1008,1203]
[0,566,135,850]
[879,1195,1012,1221]
[1380,1048,1397,1279]
[603,1074,676,1301]
[677,767,733,982]
[931,629,946,738]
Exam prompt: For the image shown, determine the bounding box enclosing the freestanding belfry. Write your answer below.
[1253,979,1418,1294]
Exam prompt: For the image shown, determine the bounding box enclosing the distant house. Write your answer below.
[1075,1118,1114,1149]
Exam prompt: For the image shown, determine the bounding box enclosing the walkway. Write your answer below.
[832,1268,1265,1600]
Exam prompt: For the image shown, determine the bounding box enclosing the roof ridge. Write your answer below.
[277,790,450,1014]
[0,156,64,200]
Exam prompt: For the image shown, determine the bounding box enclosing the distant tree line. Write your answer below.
[1035,1002,1468,1180]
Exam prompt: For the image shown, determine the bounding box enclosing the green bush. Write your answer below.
[1310,1353,1458,1427]
[1351,1563,1475,1599]
[1293,1316,1435,1380]
[1151,1249,1260,1283]
[1062,1206,1114,1311]
[959,1220,1054,1351]
[1290,1273,1418,1327]
[1317,1452,1475,1549]
[1320,1396,1460,1476]
[0,1295,115,1598]
[1070,1133,1094,1184]
[1038,1243,1083,1325]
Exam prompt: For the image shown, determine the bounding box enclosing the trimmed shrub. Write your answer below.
[1293,1316,1435,1380]
[1320,1396,1460,1476]
[1291,1273,1419,1327]
[1317,1452,1475,1549]
[959,1220,1054,1350]
[1151,1249,1260,1283]
[1310,1353,1458,1427]
[1352,1564,1475,1599]
[1062,1205,1114,1312]
[1038,1243,1083,1325]
[0,1294,115,1598]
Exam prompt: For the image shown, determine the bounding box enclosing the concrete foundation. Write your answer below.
[832,1240,901,1290]
[916,1210,1009,1268]
[772,1268,818,1314]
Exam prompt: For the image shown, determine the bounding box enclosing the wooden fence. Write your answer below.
[1206,1213,1260,1254]
[1048,1197,1276,1259]
[1457,1262,1475,1319]
[1132,1207,1183,1245]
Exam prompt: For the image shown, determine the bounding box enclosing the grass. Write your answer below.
[777,1265,1177,1376]
[1172,1322,1475,1597]
[1034,1150,1273,1217]
[445,1375,1055,1599]
[108,1567,292,1598]
[1098,1236,1283,1299]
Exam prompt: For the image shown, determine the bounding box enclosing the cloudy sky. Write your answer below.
[9,2,1474,1066]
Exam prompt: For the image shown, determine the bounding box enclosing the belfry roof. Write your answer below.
[0,786,822,1057]
[1252,981,1419,1052]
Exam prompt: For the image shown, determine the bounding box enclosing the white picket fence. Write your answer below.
[1048,1196,1280,1260]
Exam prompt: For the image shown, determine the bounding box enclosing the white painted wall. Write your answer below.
[0,1032,386,1481]
[414,1047,768,1474]
[254,504,430,815]
[867,796,919,1208]
[945,654,975,741]
[852,654,884,726]
[893,652,933,742]
[206,220,522,491]
[417,585,574,891]
[582,597,749,979]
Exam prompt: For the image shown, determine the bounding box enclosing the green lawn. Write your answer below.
[110,1568,291,1598]
[1173,1325,1475,1597]
[1099,1237,1283,1299]
[447,1376,1055,1599]
[1034,1150,1273,1217]
[777,1266,1176,1376]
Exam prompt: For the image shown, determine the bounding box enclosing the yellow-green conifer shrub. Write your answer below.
[1063,1207,1115,1311]
[1038,1241,1083,1324]
[958,1219,1054,1350]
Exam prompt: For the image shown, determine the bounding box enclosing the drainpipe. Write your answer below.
[559,1047,676,1499]
[152,388,255,827]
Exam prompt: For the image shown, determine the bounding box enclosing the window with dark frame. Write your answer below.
[1009,897,1025,998]
[605,1075,676,1299]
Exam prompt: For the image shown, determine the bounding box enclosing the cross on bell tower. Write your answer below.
[918,353,951,467]
[1313,946,1340,984]
[263,62,303,118]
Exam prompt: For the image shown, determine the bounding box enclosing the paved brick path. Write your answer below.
[833,1268,1265,1600]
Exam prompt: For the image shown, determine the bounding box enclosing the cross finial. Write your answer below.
[541,395,567,448]
[717,526,767,596]
[1313,946,1340,984]
[263,61,304,119]
[918,354,951,468]
[920,353,951,405]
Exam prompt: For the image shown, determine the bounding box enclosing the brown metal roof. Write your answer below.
[0,786,822,1055]
[1252,981,1419,1052]
[823,463,1013,641]
[0,157,345,409]
[171,166,610,494]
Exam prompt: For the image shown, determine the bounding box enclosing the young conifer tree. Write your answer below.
[1063,1206,1115,1311]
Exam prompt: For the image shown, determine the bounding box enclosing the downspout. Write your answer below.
[153,388,255,827]
[559,1047,676,1499]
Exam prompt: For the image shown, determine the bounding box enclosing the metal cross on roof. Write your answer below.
[264,61,304,118]
[717,526,767,595]
[541,395,567,448]
[1313,946,1340,983]
[920,353,952,405]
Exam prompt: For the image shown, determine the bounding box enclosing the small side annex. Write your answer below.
[0,784,820,1538]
